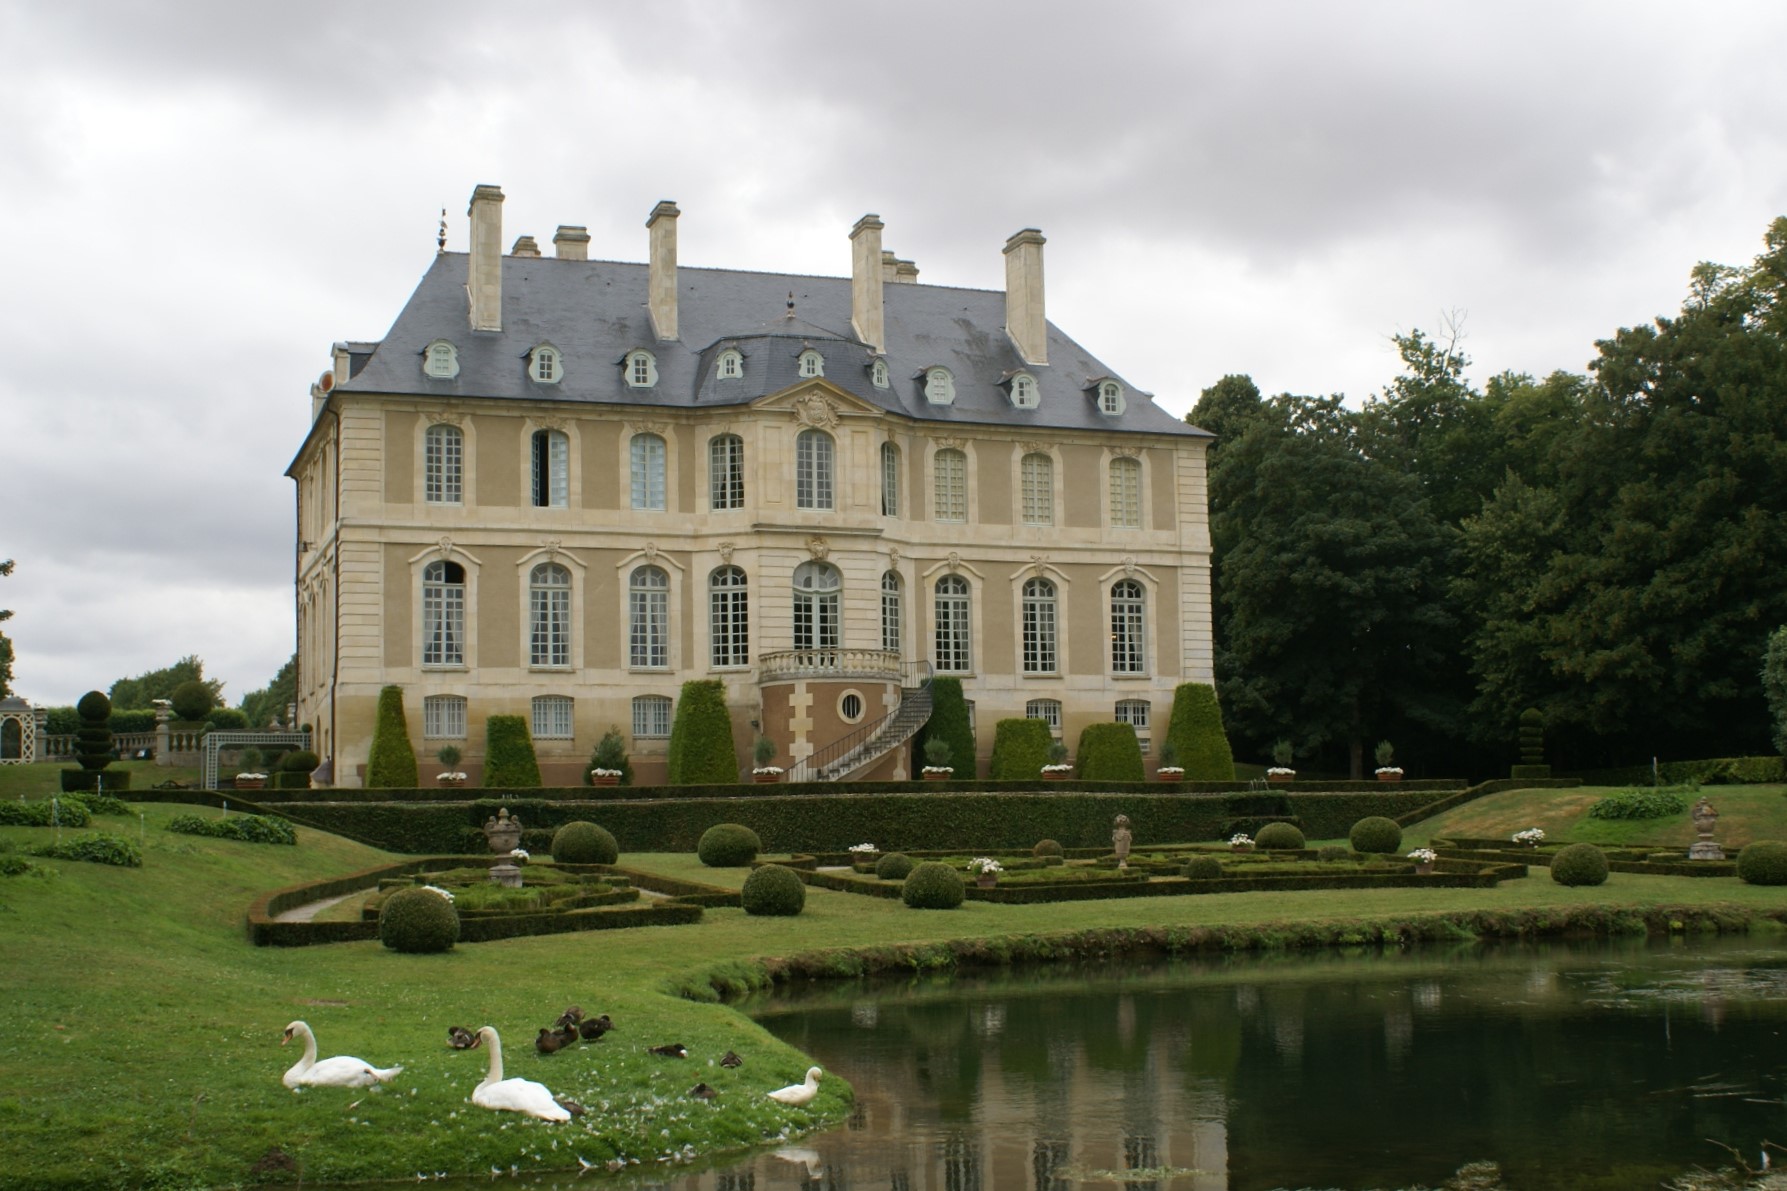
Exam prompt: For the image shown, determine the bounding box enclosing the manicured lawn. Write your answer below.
[0,758,201,798]
[1406,783,1787,849]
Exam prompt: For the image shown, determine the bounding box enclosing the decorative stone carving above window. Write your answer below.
[437,535,456,558]
[807,536,831,560]
[1111,445,1141,459]
[421,410,465,427]
[794,393,840,430]
[1122,556,1137,576]
[717,541,735,563]
[628,421,669,437]
[935,436,965,451]
[947,551,961,573]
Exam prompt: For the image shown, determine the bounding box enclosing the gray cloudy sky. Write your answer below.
[4,1,1784,708]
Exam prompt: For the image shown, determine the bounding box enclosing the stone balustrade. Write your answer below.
[758,648,902,682]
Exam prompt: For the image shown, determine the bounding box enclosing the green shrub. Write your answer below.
[922,677,976,780]
[1550,843,1609,886]
[1183,855,1224,880]
[1586,787,1690,820]
[31,833,140,867]
[166,814,297,845]
[106,708,156,734]
[1254,821,1306,850]
[1033,839,1064,859]
[1165,683,1235,780]
[1,854,41,877]
[75,690,113,772]
[0,798,93,827]
[666,680,738,785]
[740,864,805,916]
[64,793,131,816]
[1350,816,1403,854]
[1075,722,1145,783]
[169,679,215,723]
[1510,764,1553,780]
[1518,707,1546,766]
[365,686,419,788]
[482,715,542,787]
[585,727,634,786]
[697,823,761,867]
[875,851,915,880]
[901,861,965,909]
[378,886,460,953]
[1766,626,1787,756]
[1737,841,1787,886]
[988,718,1053,780]
[1317,845,1350,862]
[281,750,320,773]
[201,708,250,731]
[552,821,619,865]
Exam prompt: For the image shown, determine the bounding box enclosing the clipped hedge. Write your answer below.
[1350,816,1403,854]
[1076,722,1144,783]
[698,823,761,867]
[1551,843,1610,887]
[31,833,141,867]
[902,861,965,909]
[551,821,619,865]
[875,851,914,880]
[0,798,92,828]
[378,886,460,953]
[666,679,738,785]
[165,813,297,845]
[741,864,806,916]
[1165,683,1235,780]
[1737,841,1787,886]
[482,715,542,788]
[1254,822,1306,850]
[365,686,419,788]
[1573,755,1787,787]
[1587,787,1690,821]
[1183,855,1224,880]
[988,718,1053,781]
[58,768,130,793]
[922,678,977,780]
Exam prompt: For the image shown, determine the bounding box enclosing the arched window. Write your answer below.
[1111,578,1146,673]
[717,349,743,379]
[529,345,562,383]
[1021,577,1057,674]
[529,563,571,667]
[1109,456,1142,528]
[424,424,463,505]
[933,575,971,673]
[1025,698,1062,733]
[933,447,967,523]
[1021,452,1054,526]
[880,442,900,517]
[871,358,890,389]
[629,566,669,669]
[1011,373,1038,408]
[793,561,841,654]
[422,560,466,666]
[626,350,657,388]
[925,367,955,404]
[531,429,568,508]
[630,433,666,510]
[798,349,824,378]
[881,571,902,654]
[709,566,749,668]
[1098,380,1124,415]
[632,695,671,739]
[709,434,745,510]
[796,429,834,511]
[423,339,459,379]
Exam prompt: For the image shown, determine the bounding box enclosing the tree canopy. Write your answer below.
[0,558,13,699]
[109,655,223,711]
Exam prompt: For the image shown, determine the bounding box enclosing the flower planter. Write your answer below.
[1377,772,1402,783]
[1416,862,1435,876]
[976,874,997,889]
[1267,773,1292,784]
[1231,843,1254,854]
[1156,771,1184,782]
[233,777,265,790]
[437,775,466,788]
[591,774,619,787]
[923,771,950,781]
[753,772,782,784]
[1042,771,1069,781]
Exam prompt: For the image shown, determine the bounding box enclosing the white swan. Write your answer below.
[470,1026,571,1122]
[766,1066,823,1106]
[280,1020,402,1089]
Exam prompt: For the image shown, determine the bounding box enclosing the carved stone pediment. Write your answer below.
[421,410,464,427]
[1111,445,1141,459]
[808,536,831,560]
[629,420,669,437]
[794,393,840,430]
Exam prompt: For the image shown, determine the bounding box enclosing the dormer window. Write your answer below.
[625,350,658,389]
[798,349,825,378]
[529,345,562,384]
[870,358,890,389]
[1097,380,1124,415]
[423,340,459,379]
[924,367,955,405]
[1010,373,1038,408]
[717,349,743,380]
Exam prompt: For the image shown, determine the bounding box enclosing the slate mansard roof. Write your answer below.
[334,252,1209,439]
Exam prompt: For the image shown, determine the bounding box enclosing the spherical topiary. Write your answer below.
[169,679,215,723]
[1254,822,1306,850]
[552,821,619,865]
[1033,839,1065,859]
[901,861,965,909]
[379,886,460,953]
[77,690,112,722]
[875,851,915,880]
[697,823,762,867]
[281,750,320,773]
[1183,855,1224,880]
[1737,841,1787,886]
[741,864,806,916]
[1550,842,1609,887]
[1349,816,1403,854]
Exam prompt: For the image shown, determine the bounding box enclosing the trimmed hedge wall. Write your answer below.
[922,677,977,778]
[666,679,738,785]
[1076,722,1144,783]
[366,685,419,788]
[1165,683,1235,780]
[58,768,130,793]
[483,715,543,787]
[1571,755,1787,787]
[988,718,1053,780]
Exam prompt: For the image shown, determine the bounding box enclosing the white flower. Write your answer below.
[421,885,455,902]
[1041,763,1074,773]
[848,843,878,854]
[591,768,623,778]
[510,848,529,862]
[1267,766,1295,776]
[752,765,784,775]
[1229,832,1253,847]
[967,857,1003,874]
[438,771,467,780]
[1157,766,1185,775]
[1407,848,1437,864]
[1512,828,1546,845]
[1375,766,1404,775]
[236,772,268,780]
[922,765,954,774]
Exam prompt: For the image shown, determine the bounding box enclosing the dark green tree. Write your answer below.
[1760,627,1787,757]
[109,656,222,710]
[1186,374,1265,454]
[0,558,13,699]
[919,677,976,779]
[365,685,419,788]
[665,680,739,784]
[482,715,542,787]
[169,679,216,723]
[239,653,297,728]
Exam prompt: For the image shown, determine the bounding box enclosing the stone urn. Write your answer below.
[1688,797,1725,860]
[482,807,525,886]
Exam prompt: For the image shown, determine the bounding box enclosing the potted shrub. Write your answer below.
[436,744,466,787]
[848,842,880,872]
[588,727,628,786]
[751,735,783,783]
[967,856,1002,888]
[1267,739,1295,783]
[234,747,268,790]
[1041,739,1072,781]
[1407,847,1437,875]
[1229,832,1255,853]
[1375,739,1403,782]
[922,738,954,780]
[1156,740,1184,781]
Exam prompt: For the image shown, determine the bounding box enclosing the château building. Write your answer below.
[289,185,1213,786]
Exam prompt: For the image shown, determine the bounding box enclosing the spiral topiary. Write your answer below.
[74,690,114,772]
[1737,841,1787,886]
[697,823,762,867]
[901,861,965,909]
[1033,839,1065,859]
[741,864,806,916]
[1183,855,1224,880]
[551,821,619,865]
[1549,842,1609,887]
[1349,816,1403,854]
[1254,822,1306,850]
[379,886,460,953]
[875,851,915,880]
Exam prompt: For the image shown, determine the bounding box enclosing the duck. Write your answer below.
[446,1026,477,1050]
[535,1026,574,1056]
[468,1026,571,1122]
[690,1081,718,1100]
[646,1042,688,1059]
[719,1050,743,1068]
[554,1006,583,1029]
[578,1014,613,1041]
[766,1066,823,1106]
[280,1021,402,1090]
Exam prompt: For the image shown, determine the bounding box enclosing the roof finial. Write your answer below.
[786,291,795,318]
[437,207,447,253]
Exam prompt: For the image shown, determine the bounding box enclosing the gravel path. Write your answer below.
[274,892,358,923]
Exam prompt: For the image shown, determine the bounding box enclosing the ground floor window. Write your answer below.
[423,694,466,739]
[632,695,672,739]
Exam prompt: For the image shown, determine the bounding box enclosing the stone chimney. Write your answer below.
[511,235,541,258]
[466,184,504,332]
[881,250,920,284]
[553,225,590,260]
[1003,228,1047,366]
[647,200,680,341]
[850,214,886,352]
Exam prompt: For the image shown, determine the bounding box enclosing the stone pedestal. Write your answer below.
[153,700,172,767]
[1688,797,1724,861]
[488,862,523,888]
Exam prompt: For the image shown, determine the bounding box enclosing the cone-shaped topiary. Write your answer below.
[482,715,542,787]
[1075,722,1145,783]
[1349,816,1402,854]
[74,690,113,772]
[920,677,976,779]
[379,886,460,953]
[1164,683,1235,780]
[551,821,618,865]
[1183,855,1224,879]
[988,718,1053,780]
[1550,843,1609,886]
[697,823,762,867]
[741,864,806,916]
[666,680,739,785]
[901,861,965,909]
[365,686,419,788]
[1737,841,1787,886]
[1254,821,1306,850]
[875,851,915,880]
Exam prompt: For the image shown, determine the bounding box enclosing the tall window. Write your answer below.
[881,571,902,654]
[796,429,834,510]
[934,447,967,523]
[1025,698,1062,733]
[532,695,574,740]
[1021,577,1058,673]
[710,566,749,667]
[1116,699,1151,751]
[1021,452,1054,526]
[630,433,666,510]
[793,561,840,653]
[422,560,465,666]
[629,566,669,668]
[531,429,568,508]
[1111,579,1146,673]
[423,694,467,739]
[632,695,671,738]
[528,563,571,667]
[425,424,462,504]
[1109,456,1142,528]
[934,575,971,672]
[709,434,745,510]
[881,442,900,517]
